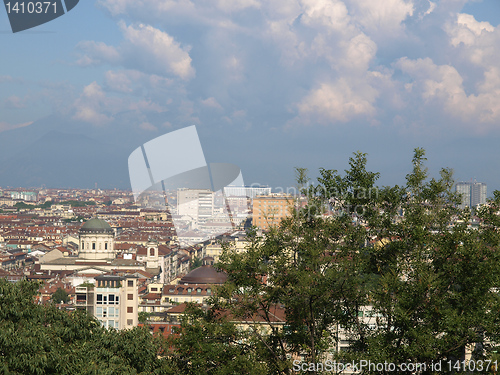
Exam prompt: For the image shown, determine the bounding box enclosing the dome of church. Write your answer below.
[80,218,113,233]
[180,258,227,285]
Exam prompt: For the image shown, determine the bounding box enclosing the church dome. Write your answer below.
[180,262,227,285]
[80,218,114,233]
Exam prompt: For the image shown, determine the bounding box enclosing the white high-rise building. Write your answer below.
[455,181,487,209]
[177,189,214,223]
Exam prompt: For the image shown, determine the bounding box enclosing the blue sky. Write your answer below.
[1,0,500,193]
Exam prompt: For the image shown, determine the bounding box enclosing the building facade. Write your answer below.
[79,218,116,260]
[93,274,139,329]
[252,194,293,230]
[177,189,215,223]
[455,181,487,209]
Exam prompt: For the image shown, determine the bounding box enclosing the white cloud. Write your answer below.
[348,0,414,34]
[120,22,195,80]
[447,13,494,47]
[76,22,195,81]
[72,82,114,125]
[396,57,500,128]
[293,78,378,125]
[76,41,120,66]
[340,33,377,71]
[104,70,134,93]
[300,0,351,32]
[97,0,194,17]
[69,0,500,137]
[215,0,260,12]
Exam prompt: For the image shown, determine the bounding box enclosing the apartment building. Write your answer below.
[75,274,139,329]
[252,194,293,230]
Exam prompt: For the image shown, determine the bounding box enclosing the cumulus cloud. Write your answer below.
[68,0,500,136]
[348,0,414,34]
[77,22,195,80]
[71,80,169,126]
[396,57,500,127]
[215,0,260,12]
[447,13,494,47]
[293,78,378,125]
[72,82,115,125]
[300,0,351,32]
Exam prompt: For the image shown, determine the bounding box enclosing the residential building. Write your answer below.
[202,232,249,263]
[252,194,293,230]
[93,274,139,329]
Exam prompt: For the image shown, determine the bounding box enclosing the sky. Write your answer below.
[1,0,500,193]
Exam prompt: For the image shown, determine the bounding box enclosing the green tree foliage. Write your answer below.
[168,304,267,375]
[0,279,175,374]
[52,287,69,304]
[213,149,500,374]
[190,256,203,270]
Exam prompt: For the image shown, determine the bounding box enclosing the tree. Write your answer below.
[168,303,267,375]
[213,149,500,374]
[0,279,176,374]
[190,256,203,270]
[52,287,69,304]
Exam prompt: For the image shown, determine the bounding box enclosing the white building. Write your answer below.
[93,274,139,329]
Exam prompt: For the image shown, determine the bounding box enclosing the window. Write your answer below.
[103,308,107,317]
[92,242,96,250]
[109,294,115,304]
[151,287,158,292]
[127,319,133,326]
[187,288,192,293]
[96,307,102,317]
[196,288,201,295]
[97,294,103,304]
[150,248,155,256]
[105,242,108,250]
[103,295,107,304]
[128,294,133,300]
[81,241,84,249]
[127,306,133,313]
[207,288,211,295]
[128,280,133,288]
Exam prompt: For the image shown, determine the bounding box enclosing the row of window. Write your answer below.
[81,242,109,250]
[97,293,135,304]
[99,319,134,329]
[97,294,119,304]
[100,320,119,329]
[96,306,119,318]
